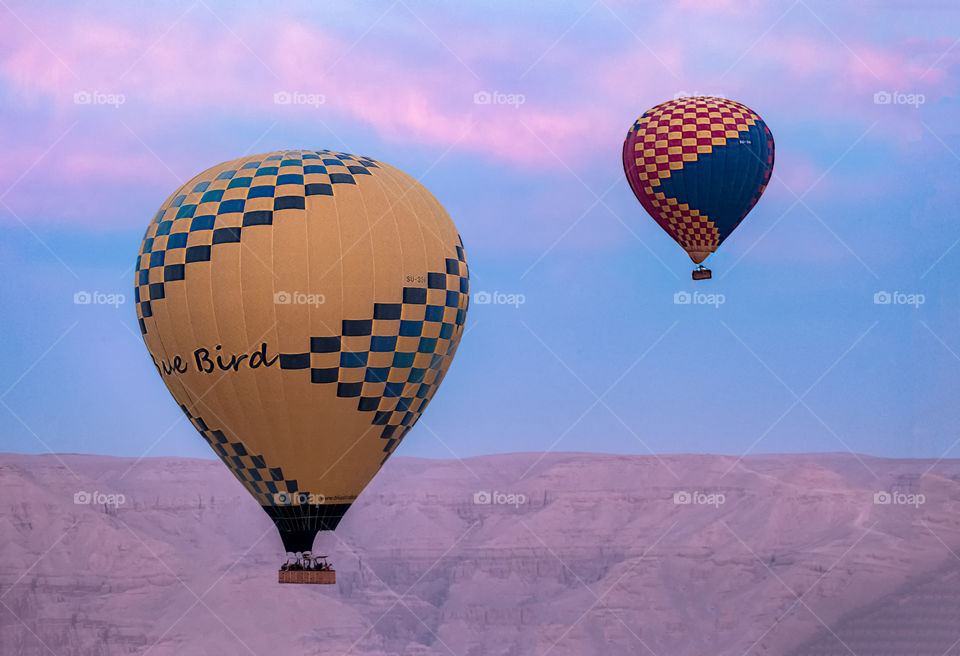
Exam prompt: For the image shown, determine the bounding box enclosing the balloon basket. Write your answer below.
[692,266,712,280]
[279,570,336,585]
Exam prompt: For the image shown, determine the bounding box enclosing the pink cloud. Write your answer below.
[0,2,958,229]
[0,7,612,211]
[776,35,953,94]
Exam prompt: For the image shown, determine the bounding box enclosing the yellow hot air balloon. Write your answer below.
[135,149,469,581]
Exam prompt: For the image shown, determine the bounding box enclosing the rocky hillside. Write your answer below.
[1,452,959,655]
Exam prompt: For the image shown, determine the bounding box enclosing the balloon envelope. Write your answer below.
[622,96,774,264]
[135,149,469,552]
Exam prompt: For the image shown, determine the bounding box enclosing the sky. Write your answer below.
[1,0,959,463]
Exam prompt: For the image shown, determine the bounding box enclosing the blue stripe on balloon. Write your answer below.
[654,127,772,244]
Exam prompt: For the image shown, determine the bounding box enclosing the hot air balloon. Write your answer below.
[135,149,469,583]
[622,96,774,279]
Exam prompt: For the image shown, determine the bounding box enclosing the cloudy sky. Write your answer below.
[1,0,959,463]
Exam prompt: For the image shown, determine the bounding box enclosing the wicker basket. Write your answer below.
[279,570,336,585]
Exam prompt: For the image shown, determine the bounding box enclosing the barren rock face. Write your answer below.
[1,452,959,655]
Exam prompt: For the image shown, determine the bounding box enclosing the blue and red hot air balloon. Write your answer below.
[622,96,774,279]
